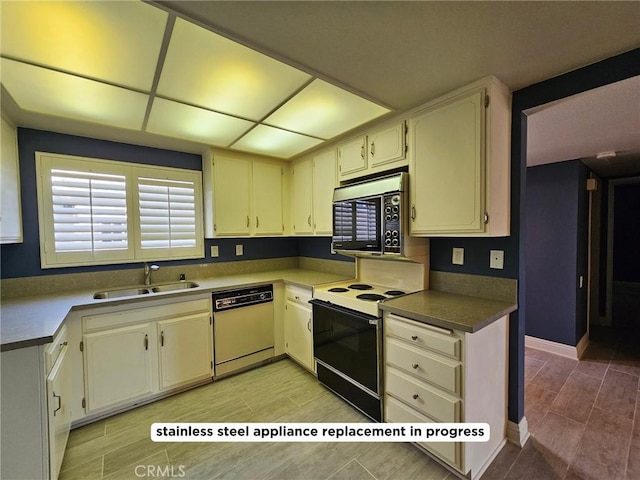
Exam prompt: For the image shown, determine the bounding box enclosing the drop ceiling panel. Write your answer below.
[265,79,390,139]
[232,125,323,159]
[146,98,255,146]
[0,1,167,91]
[157,18,312,121]
[1,59,148,130]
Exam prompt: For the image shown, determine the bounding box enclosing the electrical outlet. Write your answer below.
[210,245,219,258]
[235,244,243,256]
[452,247,464,265]
[490,250,504,269]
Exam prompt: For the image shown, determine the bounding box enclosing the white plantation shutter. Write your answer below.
[138,177,197,250]
[37,153,203,268]
[51,169,128,252]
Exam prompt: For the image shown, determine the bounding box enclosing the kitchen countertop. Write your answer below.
[0,268,351,352]
[379,289,517,333]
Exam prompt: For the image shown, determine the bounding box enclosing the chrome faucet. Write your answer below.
[143,263,159,285]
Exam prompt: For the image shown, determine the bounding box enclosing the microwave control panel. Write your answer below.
[383,194,401,253]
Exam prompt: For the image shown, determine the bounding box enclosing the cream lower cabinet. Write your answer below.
[80,294,213,417]
[158,313,213,390]
[83,324,154,413]
[409,77,510,236]
[383,312,508,480]
[284,285,314,372]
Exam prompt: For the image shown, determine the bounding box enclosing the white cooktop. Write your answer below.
[313,280,414,317]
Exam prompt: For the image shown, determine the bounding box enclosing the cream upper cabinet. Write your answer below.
[409,77,510,237]
[311,149,337,235]
[291,149,337,236]
[291,158,314,235]
[337,135,367,179]
[204,151,286,237]
[1,115,23,243]
[338,122,407,181]
[252,161,284,235]
[211,154,252,236]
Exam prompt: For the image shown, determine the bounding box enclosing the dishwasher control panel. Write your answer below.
[213,284,273,312]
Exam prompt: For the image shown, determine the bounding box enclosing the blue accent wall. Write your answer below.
[297,237,354,263]
[525,160,590,346]
[508,47,640,424]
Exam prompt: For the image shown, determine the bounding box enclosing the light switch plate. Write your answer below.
[452,247,464,265]
[490,250,504,269]
[235,244,243,256]
[210,245,219,257]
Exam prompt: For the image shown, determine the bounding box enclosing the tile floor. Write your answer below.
[60,327,640,480]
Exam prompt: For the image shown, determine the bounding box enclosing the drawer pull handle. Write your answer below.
[53,392,62,415]
[411,335,418,341]
[412,394,419,400]
[412,363,419,369]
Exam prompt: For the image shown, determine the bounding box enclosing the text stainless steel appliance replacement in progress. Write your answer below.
[213,285,274,376]
[331,172,428,260]
[312,278,417,422]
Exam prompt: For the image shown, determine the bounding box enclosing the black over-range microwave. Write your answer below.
[331,172,408,258]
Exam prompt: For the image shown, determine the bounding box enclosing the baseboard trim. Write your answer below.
[525,333,589,360]
[506,417,530,447]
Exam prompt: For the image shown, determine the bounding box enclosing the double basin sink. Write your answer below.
[93,281,199,299]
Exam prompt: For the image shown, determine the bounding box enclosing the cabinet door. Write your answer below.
[284,300,313,371]
[213,155,251,236]
[337,135,367,179]
[368,122,406,169]
[409,91,485,235]
[83,324,154,412]
[312,150,337,235]
[158,313,213,390]
[47,345,71,480]
[0,116,22,243]
[252,161,283,235]
[291,158,314,235]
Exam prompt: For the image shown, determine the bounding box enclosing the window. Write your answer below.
[36,152,203,268]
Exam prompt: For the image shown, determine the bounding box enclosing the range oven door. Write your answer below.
[310,299,380,395]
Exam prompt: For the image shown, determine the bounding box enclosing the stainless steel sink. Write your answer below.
[151,281,199,293]
[93,287,151,299]
[93,281,199,299]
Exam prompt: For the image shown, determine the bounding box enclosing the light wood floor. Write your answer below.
[60,326,640,480]
[60,359,453,480]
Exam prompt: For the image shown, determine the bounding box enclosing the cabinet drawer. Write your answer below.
[45,324,68,374]
[386,367,461,422]
[385,337,461,395]
[287,285,312,305]
[385,314,461,360]
[385,395,462,469]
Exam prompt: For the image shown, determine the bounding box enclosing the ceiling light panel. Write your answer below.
[232,125,323,159]
[1,59,148,130]
[264,79,391,139]
[146,98,255,146]
[0,1,167,91]
[157,18,312,121]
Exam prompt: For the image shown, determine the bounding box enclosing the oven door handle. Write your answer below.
[309,299,379,323]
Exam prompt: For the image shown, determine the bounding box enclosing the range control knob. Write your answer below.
[391,195,400,205]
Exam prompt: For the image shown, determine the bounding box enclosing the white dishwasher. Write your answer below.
[213,285,274,376]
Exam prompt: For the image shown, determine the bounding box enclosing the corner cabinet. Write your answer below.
[337,122,408,181]
[0,115,23,243]
[291,149,337,236]
[383,312,508,480]
[203,151,286,237]
[408,77,511,236]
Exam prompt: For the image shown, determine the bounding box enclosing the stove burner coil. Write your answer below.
[356,293,387,301]
[348,284,373,290]
[328,287,349,293]
[385,290,405,296]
